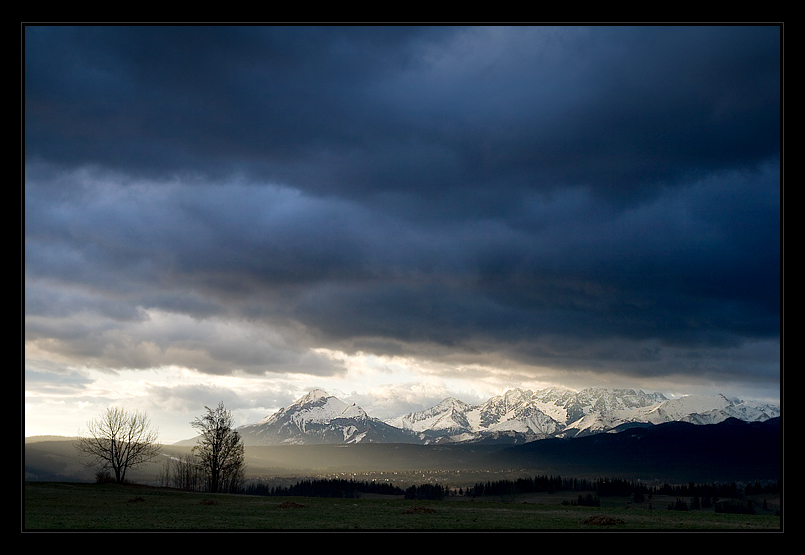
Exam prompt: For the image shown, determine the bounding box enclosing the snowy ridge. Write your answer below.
[561,388,669,428]
[253,388,366,429]
[468,388,563,439]
[387,387,668,442]
[238,389,415,446]
[543,392,780,438]
[233,387,780,446]
[385,397,474,436]
[646,394,780,426]
[642,394,733,424]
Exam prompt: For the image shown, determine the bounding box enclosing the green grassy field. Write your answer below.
[23,482,782,531]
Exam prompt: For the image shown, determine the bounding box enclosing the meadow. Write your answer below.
[23,481,781,531]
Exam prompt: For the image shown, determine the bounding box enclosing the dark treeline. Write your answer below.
[466,475,639,498]
[465,475,781,500]
[243,478,404,498]
[242,479,446,500]
[404,483,447,501]
[654,480,780,499]
[194,474,780,510]
[467,475,574,497]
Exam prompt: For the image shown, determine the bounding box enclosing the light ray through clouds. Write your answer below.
[24,25,781,444]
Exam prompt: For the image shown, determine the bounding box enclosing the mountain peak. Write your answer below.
[238,389,419,445]
[434,397,473,411]
[298,389,331,405]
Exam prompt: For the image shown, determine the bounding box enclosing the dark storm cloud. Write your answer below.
[25,26,779,200]
[24,26,451,183]
[24,25,781,386]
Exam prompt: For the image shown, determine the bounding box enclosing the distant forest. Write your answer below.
[463,475,780,499]
[242,478,448,502]
[463,476,780,514]
[239,474,780,511]
[244,478,404,498]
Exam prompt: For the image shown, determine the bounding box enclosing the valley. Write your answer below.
[25,386,781,488]
[25,416,781,487]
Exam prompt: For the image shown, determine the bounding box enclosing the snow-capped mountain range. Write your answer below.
[232,387,780,446]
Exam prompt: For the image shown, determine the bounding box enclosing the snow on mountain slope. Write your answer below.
[721,398,781,422]
[238,389,417,445]
[386,388,565,442]
[640,394,732,424]
[561,388,668,426]
[470,388,562,437]
[643,394,781,426]
[382,386,776,443]
[233,387,780,446]
[385,397,474,436]
[484,404,561,436]
[560,393,781,437]
[529,386,577,423]
[252,388,366,429]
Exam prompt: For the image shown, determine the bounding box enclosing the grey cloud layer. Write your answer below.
[25,26,779,199]
[24,25,781,388]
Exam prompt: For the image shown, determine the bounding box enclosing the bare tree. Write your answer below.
[75,407,162,484]
[191,402,245,493]
[161,452,205,491]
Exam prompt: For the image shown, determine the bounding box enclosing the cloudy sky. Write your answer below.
[24,25,781,443]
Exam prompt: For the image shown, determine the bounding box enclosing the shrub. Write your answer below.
[95,470,115,484]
